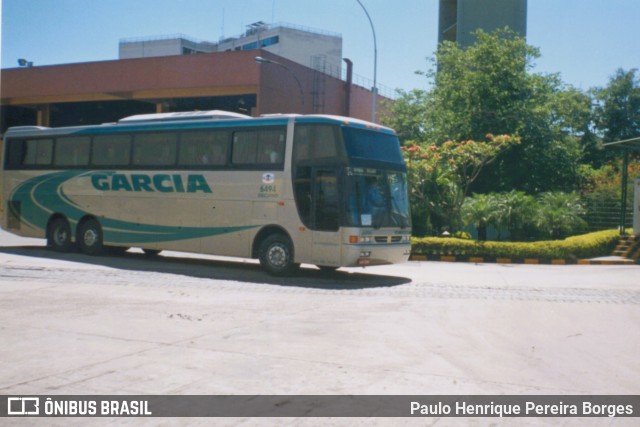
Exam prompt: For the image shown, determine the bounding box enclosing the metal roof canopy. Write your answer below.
[603,136,640,152]
[603,136,640,235]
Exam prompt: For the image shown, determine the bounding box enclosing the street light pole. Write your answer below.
[255,56,305,113]
[355,0,377,123]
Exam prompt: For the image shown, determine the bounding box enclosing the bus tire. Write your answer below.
[77,218,104,256]
[259,234,298,276]
[47,217,74,253]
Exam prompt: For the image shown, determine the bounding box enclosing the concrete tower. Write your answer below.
[439,0,527,47]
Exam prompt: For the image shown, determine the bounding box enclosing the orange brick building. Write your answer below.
[1,50,385,133]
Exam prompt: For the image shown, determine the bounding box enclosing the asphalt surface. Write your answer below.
[0,230,639,426]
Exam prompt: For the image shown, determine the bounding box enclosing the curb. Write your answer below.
[409,254,639,265]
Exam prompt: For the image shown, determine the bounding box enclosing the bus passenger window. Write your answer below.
[293,126,311,162]
[4,140,27,169]
[293,124,339,162]
[232,127,285,168]
[54,137,90,167]
[232,131,258,165]
[92,135,131,166]
[132,133,177,167]
[179,131,228,167]
[23,139,53,166]
[313,126,339,158]
[258,129,285,164]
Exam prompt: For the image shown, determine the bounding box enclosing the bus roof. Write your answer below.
[293,114,396,134]
[4,111,396,137]
[118,110,252,124]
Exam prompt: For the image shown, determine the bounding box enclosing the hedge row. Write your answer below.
[411,229,621,260]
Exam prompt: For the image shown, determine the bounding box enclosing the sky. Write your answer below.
[1,0,639,95]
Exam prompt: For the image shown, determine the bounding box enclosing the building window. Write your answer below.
[241,36,279,51]
[262,36,279,47]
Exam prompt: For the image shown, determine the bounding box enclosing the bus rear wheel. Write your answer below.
[77,218,104,256]
[259,234,299,276]
[47,217,73,252]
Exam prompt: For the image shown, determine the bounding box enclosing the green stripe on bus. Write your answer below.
[9,170,257,243]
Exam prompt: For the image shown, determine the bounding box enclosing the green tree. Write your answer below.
[385,28,587,194]
[382,89,429,142]
[593,68,640,143]
[423,29,539,143]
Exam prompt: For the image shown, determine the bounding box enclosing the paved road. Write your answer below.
[0,230,638,426]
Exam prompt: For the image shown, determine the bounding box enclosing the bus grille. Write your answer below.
[374,236,402,243]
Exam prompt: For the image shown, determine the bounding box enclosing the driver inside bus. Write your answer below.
[362,177,386,221]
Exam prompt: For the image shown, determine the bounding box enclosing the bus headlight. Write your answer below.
[349,235,372,244]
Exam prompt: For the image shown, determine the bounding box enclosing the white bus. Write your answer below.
[1,111,411,275]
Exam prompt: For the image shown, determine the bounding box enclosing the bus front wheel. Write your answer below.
[47,217,73,252]
[259,234,299,276]
[77,218,104,256]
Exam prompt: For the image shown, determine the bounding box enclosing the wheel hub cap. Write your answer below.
[54,229,68,245]
[268,244,287,268]
[83,229,98,247]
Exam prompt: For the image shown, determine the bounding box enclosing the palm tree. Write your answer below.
[535,192,587,239]
[462,193,496,241]
[493,191,537,241]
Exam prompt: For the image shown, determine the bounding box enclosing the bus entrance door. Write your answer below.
[311,169,341,266]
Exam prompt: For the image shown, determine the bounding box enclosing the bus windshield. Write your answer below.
[342,127,404,165]
[345,168,411,229]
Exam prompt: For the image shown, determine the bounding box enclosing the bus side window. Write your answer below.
[313,126,339,158]
[132,133,177,167]
[54,136,90,167]
[293,124,339,162]
[179,131,229,167]
[258,129,285,165]
[293,126,311,162]
[5,139,28,169]
[22,139,53,166]
[232,127,285,168]
[232,131,258,165]
[92,135,131,166]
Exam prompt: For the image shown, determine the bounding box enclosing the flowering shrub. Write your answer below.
[580,158,640,201]
[401,134,520,235]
